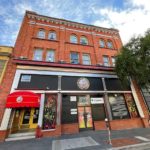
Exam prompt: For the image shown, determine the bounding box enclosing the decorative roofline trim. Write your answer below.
[27,12,119,36]
[29,21,119,39]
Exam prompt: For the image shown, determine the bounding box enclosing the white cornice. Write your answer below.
[29,21,119,39]
[27,13,119,35]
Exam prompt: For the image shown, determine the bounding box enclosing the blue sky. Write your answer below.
[0,0,150,46]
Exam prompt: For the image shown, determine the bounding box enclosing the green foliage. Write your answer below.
[115,29,150,87]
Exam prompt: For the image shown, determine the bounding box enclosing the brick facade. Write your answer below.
[0,11,149,141]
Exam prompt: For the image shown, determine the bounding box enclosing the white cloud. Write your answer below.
[93,0,150,44]
[14,3,32,15]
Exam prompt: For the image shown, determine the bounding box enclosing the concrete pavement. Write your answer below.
[0,128,150,150]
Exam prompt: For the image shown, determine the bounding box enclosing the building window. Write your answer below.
[99,39,105,47]
[109,94,130,120]
[70,34,78,43]
[37,29,45,39]
[33,49,43,61]
[111,57,116,66]
[70,52,79,64]
[103,56,109,66]
[82,54,91,65]
[0,60,6,82]
[107,40,113,49]
[46,50,55,62]
[141,86,150,111]
[21,75,31,82]
[80,36,88,45]
[48,31,56,40]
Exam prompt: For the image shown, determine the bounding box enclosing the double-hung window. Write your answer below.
[48,31,56,40]
[70,52,79,64]
[37,30,45,39]
[46,50,55,62]
[33,49,43,61]
[103,56,109,66]
[82,54,91,65]
[111,57,116,67]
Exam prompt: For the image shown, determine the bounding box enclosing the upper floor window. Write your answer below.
[99,39,105,48]
[0,60,6,83]
[46,50,55,62]
[33,48,43,61]
[70,34,78,43]
[82,54,91,65]
[48,31,56,40]
[80,36,88,45]
[107,40,113,49]
[70,52,79,64]
[111,57,116,67]
[103,55,109,66]
[37,29,45,39]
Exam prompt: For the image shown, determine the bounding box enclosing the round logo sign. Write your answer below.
[16,96,23,103]
[77,78,90,90]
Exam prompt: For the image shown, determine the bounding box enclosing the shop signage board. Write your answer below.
[91,98,104,104]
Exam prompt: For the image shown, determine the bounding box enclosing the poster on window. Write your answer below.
[78,107,93,129]
[43,95,57,130]
[109,94,129,119]
[124,93,139,118]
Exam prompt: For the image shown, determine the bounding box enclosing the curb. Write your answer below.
[110,142,150,150]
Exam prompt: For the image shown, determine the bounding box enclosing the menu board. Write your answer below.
[109,95,129,119]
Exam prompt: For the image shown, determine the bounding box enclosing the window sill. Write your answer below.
[65,42,94,47]
[99,47,117,50]
[33,37,59,42]
[42,129,56,132]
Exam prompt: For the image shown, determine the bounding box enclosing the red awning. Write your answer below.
[6,91,40,108]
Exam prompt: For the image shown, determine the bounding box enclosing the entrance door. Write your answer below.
[77,96,93,130]
[78,106,93,130]
[20,108,39,129]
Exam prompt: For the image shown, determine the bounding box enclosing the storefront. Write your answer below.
[4,69,144,138]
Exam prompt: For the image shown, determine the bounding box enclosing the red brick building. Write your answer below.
[0,11,149,141]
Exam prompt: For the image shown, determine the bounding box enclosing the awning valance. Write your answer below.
[6,91,40,108]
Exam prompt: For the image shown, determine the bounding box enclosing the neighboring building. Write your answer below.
[0,46,13,84]
[0,11,149,141]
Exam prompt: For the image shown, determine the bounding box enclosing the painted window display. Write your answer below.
[124,93,139,118]
[78,107,93,128]
[43,95,57,129]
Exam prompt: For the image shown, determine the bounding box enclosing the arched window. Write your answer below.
[70,34,78,43]
[80,36,88,45]
[37,29,45,39]
[48,31,56,40]
[107,40,113,49]
[99,39,105,48]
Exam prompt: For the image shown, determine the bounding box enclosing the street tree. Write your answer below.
[115,29,150,88]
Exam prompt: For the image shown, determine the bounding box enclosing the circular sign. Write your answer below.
[16,96,23,103]
[77,78,90,90]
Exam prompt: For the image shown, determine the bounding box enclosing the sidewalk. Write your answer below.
[0,128,150,150]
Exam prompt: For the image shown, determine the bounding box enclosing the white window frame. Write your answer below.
[111,57,116,67]
[82,54,91,65]
[70,35,78,43]
[80,36,88,45]
[107,40,113,49]
[99,39,105,48]
[46,50,55,62]
[48,31,56,40]
[70,52,79,64]
[37,30,45,39]
[103,56,110,66]
[33,49,43,61]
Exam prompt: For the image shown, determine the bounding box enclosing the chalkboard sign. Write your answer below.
[109,94,130,119]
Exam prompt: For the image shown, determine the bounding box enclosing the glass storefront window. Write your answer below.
[43,95,57,130]
[109,94,130,120]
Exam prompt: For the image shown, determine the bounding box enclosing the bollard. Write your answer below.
[105,118,112,145]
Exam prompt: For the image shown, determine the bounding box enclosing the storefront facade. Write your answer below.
[2,64,148,138]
